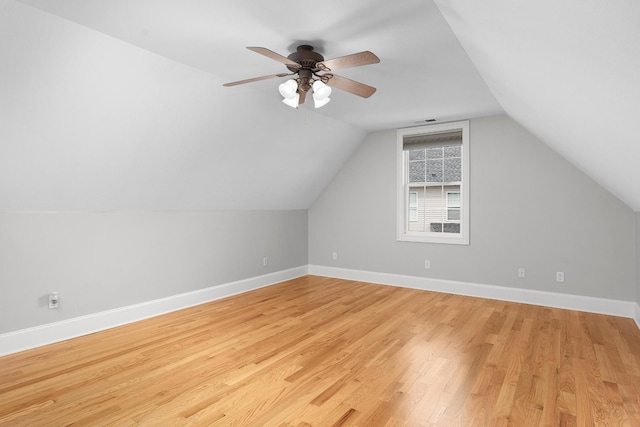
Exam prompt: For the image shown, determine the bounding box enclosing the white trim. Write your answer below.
[0,266,308,357]
[309,265,638,320]
[3,265,637,357]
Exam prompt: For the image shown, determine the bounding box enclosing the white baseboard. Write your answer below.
[0,266,308,357]
[309,265,638,321]
[2,265,637,357]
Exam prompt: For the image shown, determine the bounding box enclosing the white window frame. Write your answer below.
[396,120,469,244]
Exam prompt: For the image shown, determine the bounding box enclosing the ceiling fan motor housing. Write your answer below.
[287,45,324,91]
[286,45,324,71]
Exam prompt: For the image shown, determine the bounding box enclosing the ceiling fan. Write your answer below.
[223,45,380,108]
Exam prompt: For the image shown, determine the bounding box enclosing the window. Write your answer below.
[397,121,469,244]
[446,191,460,221]
[409,192,418,222]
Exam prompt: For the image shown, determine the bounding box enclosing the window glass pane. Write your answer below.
[409,149,425,160]
[409,192,418,205]
[447,192,461,207]
[409,160,425,182]
[443,145,461,158]
[425,159,443,182]
[443,223,460,233]
[443,158,461,182]
[447,209,460,220]
[425,147,443,159]
[408,187,425,230]
[409,192,418,222]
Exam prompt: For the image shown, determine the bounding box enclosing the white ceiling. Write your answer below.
[2,0,638,211]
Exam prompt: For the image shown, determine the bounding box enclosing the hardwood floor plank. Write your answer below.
[1,275,639,426]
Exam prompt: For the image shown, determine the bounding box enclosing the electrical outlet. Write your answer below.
[49,292,59,309]
[424,260,431,269]
[263,257,268,267]
[556,271,565,283]
[332,252,338,261]
[518,268,525,278]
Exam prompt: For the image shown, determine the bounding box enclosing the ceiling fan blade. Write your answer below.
[246,47,301,69]
[316,51,380,72]
[325,74,377,98]
[223,73,291,87]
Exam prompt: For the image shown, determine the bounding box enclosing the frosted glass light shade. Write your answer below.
[312,80,331,99]
[282,93,300,108]
[313,96,331,108]
[312,80,331,108]
[279,79,298,99]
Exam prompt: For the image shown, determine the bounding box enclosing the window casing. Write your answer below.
[397,121,469,244]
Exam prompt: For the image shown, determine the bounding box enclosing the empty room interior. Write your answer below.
[1,0,640,425]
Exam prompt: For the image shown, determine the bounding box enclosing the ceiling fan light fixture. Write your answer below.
[312,80,331,99]
[278,79,298,99]
[313,95,331,108]
[282,92,300,108]
[312,80,331,108]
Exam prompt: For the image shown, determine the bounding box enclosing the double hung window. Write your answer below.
[397,121,469,244]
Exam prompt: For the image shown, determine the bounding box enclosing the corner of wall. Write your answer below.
[636,212,640,329]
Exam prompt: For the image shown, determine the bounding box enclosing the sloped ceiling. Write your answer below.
[435,0,640,211]
[3,1,638,212]
[0,0,501,211]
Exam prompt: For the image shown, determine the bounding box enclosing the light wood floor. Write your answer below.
[1,276,640,426]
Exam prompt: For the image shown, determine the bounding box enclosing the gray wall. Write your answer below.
[309,115,636,301]
[0,210,308,333]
